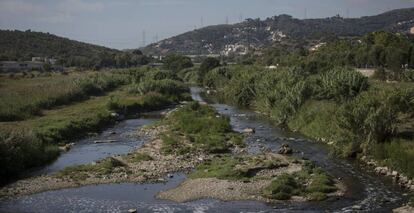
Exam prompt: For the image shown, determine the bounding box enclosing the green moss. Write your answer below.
[262,162,337,201]
[162,102,244,154]
[189,155,284,181]
[55,157,126,181]
[189,156,249,180]
[263,173,299,200]
[125,153,153,163]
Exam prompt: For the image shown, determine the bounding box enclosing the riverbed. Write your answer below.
[0,87,408,212]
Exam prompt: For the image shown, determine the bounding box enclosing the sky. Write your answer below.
[1,0,414,50]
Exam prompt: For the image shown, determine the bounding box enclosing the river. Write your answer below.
[0,87,408,212]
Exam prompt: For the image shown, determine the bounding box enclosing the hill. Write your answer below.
[142,8,414,56]
[0,30,148,69]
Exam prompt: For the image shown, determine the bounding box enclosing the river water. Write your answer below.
[0,87,408,213]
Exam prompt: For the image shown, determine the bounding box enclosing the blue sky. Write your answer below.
[1,0,414,49]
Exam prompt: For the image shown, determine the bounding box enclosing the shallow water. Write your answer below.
[0,87,408,212]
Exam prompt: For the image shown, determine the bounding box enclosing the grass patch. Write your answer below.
[55,157,127,181]
[161,102,242,154]
[0,68,191,182]
[124,152,153,163]
[263,163,337,201]
[372,138,414,179]
[288,100,341,142]
[189,155,285,181]
[0,71,130,121]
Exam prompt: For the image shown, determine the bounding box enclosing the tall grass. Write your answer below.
[0,71,130,121]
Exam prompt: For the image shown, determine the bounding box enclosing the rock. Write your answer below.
[392,171,399,177]
[243,128,255,134]
[352,205,362,210]
[109,131,117,135]
[278,144,293,155]
[167,173,174,178]
[375,167,388,175]
[127,209,137,213]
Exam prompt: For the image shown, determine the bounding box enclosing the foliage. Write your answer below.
[0,71,130,121]
[55,157,126,181]
[0,30,149,69]
[162,102,242,154]
[312,67,369,101]
[337,88,414,153]
[199,57,221,80]
[263,163,337,201]
[162,54,193,71]
[0,130,59,182]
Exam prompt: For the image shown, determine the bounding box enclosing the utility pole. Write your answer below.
[201,16,204,28]
[239,13,244,22]
[304,8,307,19]
[142,30,146,47]
[346,8,350,19]
[226,16,229,25]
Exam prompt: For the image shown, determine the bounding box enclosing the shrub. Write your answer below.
[0,130,59,182]
[263,173,299,200]
[128,79,189,97]
[313,67,369,101]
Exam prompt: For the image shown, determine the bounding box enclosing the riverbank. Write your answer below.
[0,68,191,183]
[0,102,344,205]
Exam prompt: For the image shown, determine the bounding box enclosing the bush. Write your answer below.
[163,54,193,71]
[0,130,59,182]
[263,173,299,200]
[199,57,221,80]
[313,67,368,101]
[128,79,189,97]
[337,88,413,153]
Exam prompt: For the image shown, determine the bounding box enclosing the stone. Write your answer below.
[278,144,293,155]
[352,205,362,210]
[127,209,137,213]
[243,128,255,134]
[392,171,399,177]
[167,173,174,178]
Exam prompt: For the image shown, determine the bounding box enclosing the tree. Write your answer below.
[199,57,221,79]
[163,54,193,72]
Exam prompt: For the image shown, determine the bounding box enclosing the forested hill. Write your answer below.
[143,7,414,55]
[0,30,148,69]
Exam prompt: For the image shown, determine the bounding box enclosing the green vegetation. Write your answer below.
[0,71,130,121]
[189,155,284,181]
[0,30,149,69]
[161,102,244,154]
[409,195,414,207]
[124,153,153,163]
[162,54,193,72]
[0,67,190,183]
[191,31,414,180]
[263,163,337,201]
[55,157,127,181]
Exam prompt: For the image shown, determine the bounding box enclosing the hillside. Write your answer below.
[0,30,148,69]
[143,8,414,55]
